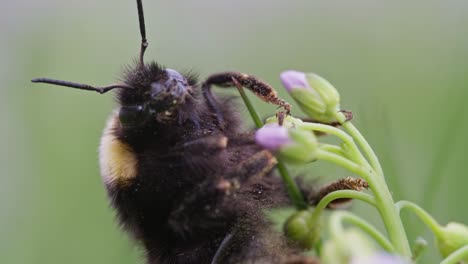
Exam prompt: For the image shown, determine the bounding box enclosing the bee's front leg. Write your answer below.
[202,72,290,129]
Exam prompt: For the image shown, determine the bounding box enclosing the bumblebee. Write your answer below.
[32,1,319,263]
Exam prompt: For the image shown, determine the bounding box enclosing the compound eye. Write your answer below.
[165,69,186,83]
[118,105,147,127]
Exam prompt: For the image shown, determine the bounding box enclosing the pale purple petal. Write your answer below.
[350,253,410,264]
[255,124,292,151]
[280,70,310,92]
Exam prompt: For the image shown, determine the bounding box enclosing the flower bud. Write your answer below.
[280,70,340,123]
[255,122,318,164]
[280,70,310,92]
[306,73,340,113]
[255,124,292,151]
[279,129,318,164]
[284,210,313,242]
[284,210,320,249]
[436,222,468,261]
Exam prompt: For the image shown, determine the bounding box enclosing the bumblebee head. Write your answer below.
[118,66,195,127]
[32,63,197,129]
[31,0,197,128]
[149,69,191,112]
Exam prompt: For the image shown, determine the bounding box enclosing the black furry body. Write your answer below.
[31,1,319,263]
[105,63,301,264]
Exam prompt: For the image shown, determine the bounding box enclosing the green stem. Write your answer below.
[316,150,370,181]
[235,85,306,209]
[300,122,352,143]
[277,162,307,210]
[310,189,376,224]
[396,200,443,238]
[335,112,384,176]
[320,143,346,157]
[368,175,412,257]
[300,122,367,165]
[236,84,263,128]
[317,149,412,257]
[332,112,411,256]
[329,211,395,252]
[412,237,428,262]
[440,244,468,264]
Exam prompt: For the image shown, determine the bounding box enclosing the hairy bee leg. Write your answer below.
[202,72,291,128]
[211,232,233,264]
[167,150,277,237]
[172,134,228,154]
[229,132,256,145]
[214,178,306,264]
[300,176,368,209]
[167,178,232,237]
[169,150,290,263]
[225,149,277,183]
[155,135,229,161]
[283,255,321,264]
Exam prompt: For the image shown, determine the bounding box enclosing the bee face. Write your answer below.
[118,68,193,127]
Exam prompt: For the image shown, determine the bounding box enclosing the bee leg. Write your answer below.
[212,177,305,263]
[167,150,277,237]
[210,232,233,264]
[156,135,229,161]
[228,131,256,145]
[202,72,291,129]
[167,178,234,237]
[174,134,228,154]
[225,149,277,183]
[283,255,321,264]
[302,176,369,209]
[173,132,257,156]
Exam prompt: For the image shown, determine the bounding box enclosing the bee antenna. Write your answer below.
[136,0,148,66]
[31,78,134,94]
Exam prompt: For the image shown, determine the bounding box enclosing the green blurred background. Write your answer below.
[1,1,467,263]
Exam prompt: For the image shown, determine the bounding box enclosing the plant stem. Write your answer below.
[316,150,370,180]
[235,85,306,209]
[330,211,395,252]
[300,122,353,143]
[330,112,412,257]
[412,237,428,262]
[440,244,468,264]
[320,143,346,157]
[335,112,384,176]
[310,189,376,224]
[300,122,366,165]
[277,162,308,209]
[396,200,443,237]
[367,174,412,257]
[317,149,412,257]
[236,85,264,128]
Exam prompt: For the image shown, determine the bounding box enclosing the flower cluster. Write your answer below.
[244,70,468,263]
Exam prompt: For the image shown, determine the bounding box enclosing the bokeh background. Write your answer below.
[1,1,467,263]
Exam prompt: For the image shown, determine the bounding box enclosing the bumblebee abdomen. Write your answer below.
[99,111,138,187]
